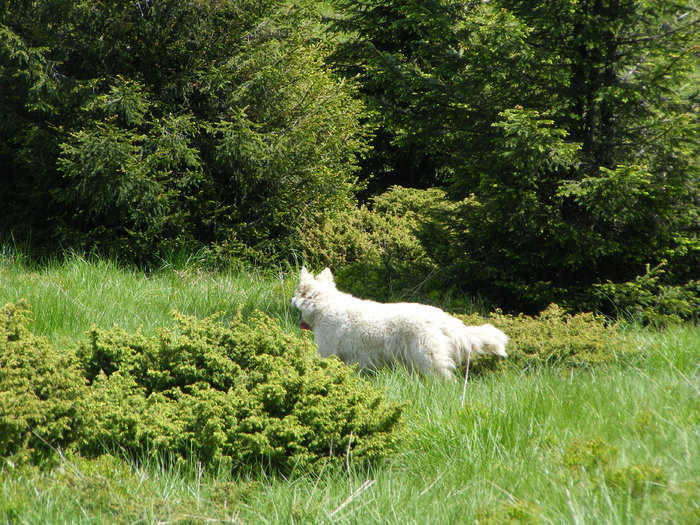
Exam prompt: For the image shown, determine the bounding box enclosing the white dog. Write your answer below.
[291,268,508,380]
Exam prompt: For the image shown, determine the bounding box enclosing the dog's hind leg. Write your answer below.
[411,336,457,381]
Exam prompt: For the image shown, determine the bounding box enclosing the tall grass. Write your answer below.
[0,251,299,344]
[1,254,698,524]
[232,328,698,524]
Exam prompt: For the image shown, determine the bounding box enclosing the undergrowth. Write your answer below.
[1,301,403,475]
[459,303,639,374]
[1,259,697,524]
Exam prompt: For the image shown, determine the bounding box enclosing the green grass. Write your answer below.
[0,252,299,344]
[1,256,698,524]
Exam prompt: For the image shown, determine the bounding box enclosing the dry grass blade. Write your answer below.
[329,479,376,518]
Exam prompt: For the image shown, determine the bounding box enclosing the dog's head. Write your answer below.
[291,267,336,329]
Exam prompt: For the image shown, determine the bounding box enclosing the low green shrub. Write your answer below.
[297,186,488,307]
[0,301,88,463]
[78,314,401,473]
[458,304,637,373]
[604,462,667,495]
[562,436,667,497]
[593,263,700,325]
[562,437,619,472]
[76,311,404,474]
[476,499,543,525]
[297,186,454,270]
[1,301,404,474]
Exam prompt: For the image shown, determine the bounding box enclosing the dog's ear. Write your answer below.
[316,267,334,283]
[299,267,313,283]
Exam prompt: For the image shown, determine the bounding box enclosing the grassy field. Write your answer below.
[1,255,698,524]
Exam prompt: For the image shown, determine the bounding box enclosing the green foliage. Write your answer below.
[330,0,700,316]
[458,304,636,373]
[563,437,619,472]
[2,0,697,321]
[564,437,668,497]
[0,0,367,265]
[298,186,454,269]
[0,301,87,463]
[297,186,450,301]
[0,300,403,474]
[594,263,700,326]
[476,500,543,525]
[604,463,667,495]
[0,296,401,474]
[298,186,482,307]
[75,310,404,474]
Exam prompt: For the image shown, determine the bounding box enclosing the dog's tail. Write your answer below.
[451,323,508,364]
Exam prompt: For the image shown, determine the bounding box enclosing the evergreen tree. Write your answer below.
[330,0,699,312]
[0,0,367,264]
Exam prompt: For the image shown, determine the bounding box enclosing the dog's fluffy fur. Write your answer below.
[292,268,508,380]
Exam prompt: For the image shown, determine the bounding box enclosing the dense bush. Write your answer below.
[298,186,476,305]
[76,311,404,473]
[458,304,637,373]
[0,301,87,463]
[593,263,700,326]
[298,186,457,269]
[0,301,403,473]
